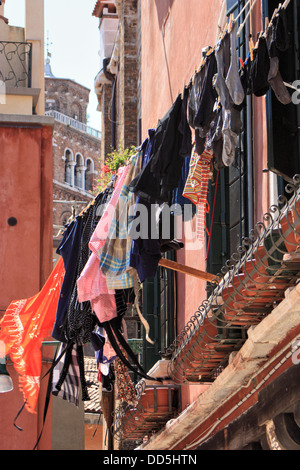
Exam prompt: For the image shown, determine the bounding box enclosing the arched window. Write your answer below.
[75,153,85,189]
[64,149,74,186]
[85,158,95,192]
[71,102,82,122]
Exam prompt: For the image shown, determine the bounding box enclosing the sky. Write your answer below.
[4,0,102,131]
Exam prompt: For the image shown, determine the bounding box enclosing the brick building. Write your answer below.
[44,58,102,252]
[93,0,139,162]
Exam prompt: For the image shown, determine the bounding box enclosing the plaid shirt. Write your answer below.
[99,151,142,287]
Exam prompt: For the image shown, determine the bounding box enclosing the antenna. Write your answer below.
[46,30,53,60]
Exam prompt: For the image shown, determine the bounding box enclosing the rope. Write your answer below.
[134,270,155,345]
[206,170,219,261]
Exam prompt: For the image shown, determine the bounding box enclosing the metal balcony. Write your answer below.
[0,41,32,88]
[112,381,179,442]
[167,175,300,384]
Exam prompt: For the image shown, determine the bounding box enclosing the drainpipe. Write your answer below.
[103,58,116,150]
[245,17,254,234]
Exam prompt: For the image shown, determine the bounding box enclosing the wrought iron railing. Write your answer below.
[0,41,32,88]
[45,109,102,140]
[112,380,179,442]
[166,175,300,383]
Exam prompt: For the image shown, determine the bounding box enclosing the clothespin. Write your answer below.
[221,22,228,40]
[205,47,214,56]
[265,17,269,30]
[228,14,234,32]
[248,36,255,60]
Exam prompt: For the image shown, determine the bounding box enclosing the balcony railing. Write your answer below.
[45,109,101,140]
[166,175,300,384]
[112,380,179,442]
[0,41,32,88]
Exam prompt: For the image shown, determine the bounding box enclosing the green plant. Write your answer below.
[95,145,136,193]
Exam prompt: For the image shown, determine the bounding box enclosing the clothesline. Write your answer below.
[0,0,295,433]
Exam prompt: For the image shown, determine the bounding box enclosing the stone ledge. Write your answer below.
[0,113,55,127]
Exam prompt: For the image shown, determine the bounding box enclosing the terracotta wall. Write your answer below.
[140,0,270,409]
[140,0,223,408]
[0,124,53,312]
[251,1,270,223]
[0,122,53,449]
[141,0,222,136]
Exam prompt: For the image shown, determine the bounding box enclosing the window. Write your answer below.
[206,0,250,276]
[263,0,300,183]
[75,153,84,189]
[71,102,82,122]
[142,252,176,372]
[64,149,74,185]
[85,158,95,192]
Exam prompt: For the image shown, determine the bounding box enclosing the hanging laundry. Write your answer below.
[0,257,65,413]
[265,6,291,104]
[63,190,114,345]
[172,151,197,222]
[188,65,207,155]
[52,342,82,407]
[182,145,214,240]
[221,107,240,167]
[99,150,142,280]
[249,35,270,97]
[193,51,218,133]
[206,105,224,171]
[225,21,245,106]
[52,218,83,342]
[268,6,290,57]
[133,92,192,204]
[95,288,157,382]
[129,132,163,282]
[114,356,138,406]
[214,31,232,111]
[77,165,130,326]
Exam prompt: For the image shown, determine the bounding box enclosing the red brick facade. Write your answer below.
[45,73,101,243]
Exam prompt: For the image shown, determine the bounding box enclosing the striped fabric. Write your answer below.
[52,343,81,407]
[182,146,200,204]
[183,145,214,240]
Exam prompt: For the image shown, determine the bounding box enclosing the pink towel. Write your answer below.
[77,166,130,324]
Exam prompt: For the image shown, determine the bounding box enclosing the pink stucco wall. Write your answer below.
[0,122,54,449]
[0,125,53,311]
[140,0,268,409]
[141,0,224,408]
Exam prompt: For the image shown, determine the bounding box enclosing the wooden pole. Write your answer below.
[158,258,216,282]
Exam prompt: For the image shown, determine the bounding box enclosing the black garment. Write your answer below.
[269,7,290,58]
[193,51,218,131]
[54,188,114,345]
[250,36,270,97]
[240,53,253,96]
[188,67,207,155]
[97,316,159,383]
[52,217,83,342]
[188,66,206,128]
[54,342,90,402]
[133,93,192,203]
